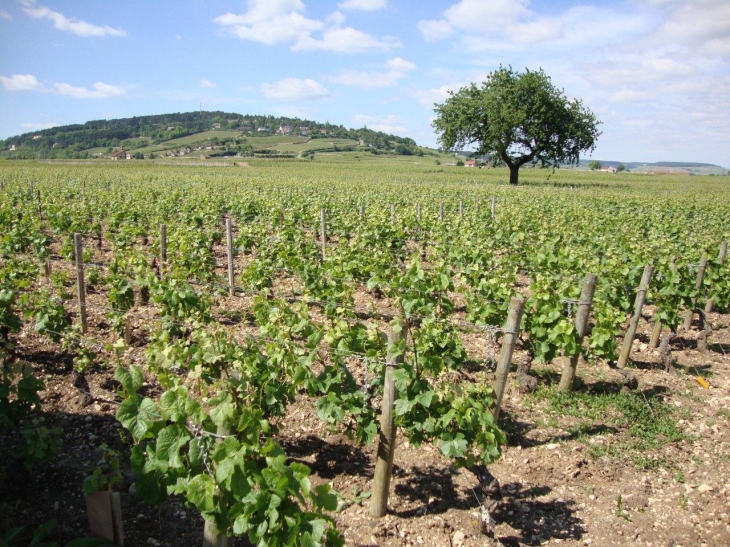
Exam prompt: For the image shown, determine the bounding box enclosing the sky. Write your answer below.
[0,0,728,166]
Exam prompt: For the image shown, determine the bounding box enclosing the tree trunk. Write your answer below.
[509,165,519,185]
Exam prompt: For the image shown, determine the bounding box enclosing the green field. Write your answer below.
[2,157,729,545]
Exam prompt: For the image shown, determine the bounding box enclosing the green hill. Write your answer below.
[0,111,430,160]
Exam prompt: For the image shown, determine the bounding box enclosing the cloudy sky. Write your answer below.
[1,0,728,166]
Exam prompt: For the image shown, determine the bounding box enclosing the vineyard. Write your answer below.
[1,160,730,547]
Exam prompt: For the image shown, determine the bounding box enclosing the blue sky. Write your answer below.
[1,0,728,166]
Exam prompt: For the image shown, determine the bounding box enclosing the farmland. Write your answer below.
[1,158,730,546]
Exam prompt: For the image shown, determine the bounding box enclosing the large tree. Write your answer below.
[433,66,601,185]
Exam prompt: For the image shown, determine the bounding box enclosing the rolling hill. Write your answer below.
[0,111,429,160]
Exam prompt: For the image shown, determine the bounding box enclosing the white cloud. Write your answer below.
[0,74,45,91]
[386,57,417,71]
[23,4,126,37]
[417,19,454,42]
[53,82,125,99]
[199,79,216,88]
[293,27,400,52]
[352,114,406,134]
[218,11,323,45]
[507,18,564,44]
[261,78,330,100]
[329,57,416,87]
[645,0,730,57]
[326,11,346,26]
[337,0,387,11]
[415,83,463,107]
[215,0,399,52]
[443,0,531,33]
[0,10,12,20]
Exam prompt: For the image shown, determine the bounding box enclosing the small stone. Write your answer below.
[147,539,159,546]
[453,530,466,547]
[545,443,559,450]
[697,484,714,493]
[52,502,59,511]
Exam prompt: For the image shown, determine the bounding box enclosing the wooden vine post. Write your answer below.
[390,203,396,226]
[491,197,496,220]
[370,317,406,518]
[558,273,597,392]
[650,259,677,348]
[417,203,422,223]
[359,205,365,221]
[74,233,88,334]
[159,224,167,276]
[683,253,707,330]
[320,208,327,260]
[492,297,525,421]
[459,200,464,218]
[202,424,232,547]
[225,217,235,297]
[439,202,444,222]
[705,241,728,313]
[617,264,654,369]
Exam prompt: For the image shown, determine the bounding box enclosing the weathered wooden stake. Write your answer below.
[439,202,444,222]
[359,205,365,220]
[110,492,124,546]
[617,264,654,369]
[705,241,728,314]
[320,208,327,260]
[650,260,677,349]
[37,190,43,219]
[683,253,707,330]
[417,203,422,222]
[202,422,231,547]
[459,200,464,218]
[390,203,396,226]
[226,217,235,297]
[649,319,663,349]
[370,317,406,518]
[74,233,88,334]
[492,297,525,421]
[159,224,167,263]
[558,273,597,391]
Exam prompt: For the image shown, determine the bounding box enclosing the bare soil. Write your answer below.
[3,238,729,546]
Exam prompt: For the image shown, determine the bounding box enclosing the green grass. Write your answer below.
[528,384,686,469]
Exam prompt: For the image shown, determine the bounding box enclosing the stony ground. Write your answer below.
[3,309,729,547]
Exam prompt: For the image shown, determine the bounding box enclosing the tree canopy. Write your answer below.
[432,66,601,185]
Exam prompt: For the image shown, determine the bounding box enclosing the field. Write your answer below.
[1,158,729,547]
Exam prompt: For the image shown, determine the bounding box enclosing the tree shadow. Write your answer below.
[281,434,373,479]
[493,482,585,546]
[498,410,618,449]
[391,464,474,517]
[21,348,74,375]
[709,342,730,355]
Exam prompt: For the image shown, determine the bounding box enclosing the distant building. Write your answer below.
[32,135,41,140]
[125,152,133,160]
[211,123,221,130]
[278,125,291,135]
[464,160,476,167]
[111,148,126,160]
[257,127,270,133]
[8,145,16,151]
